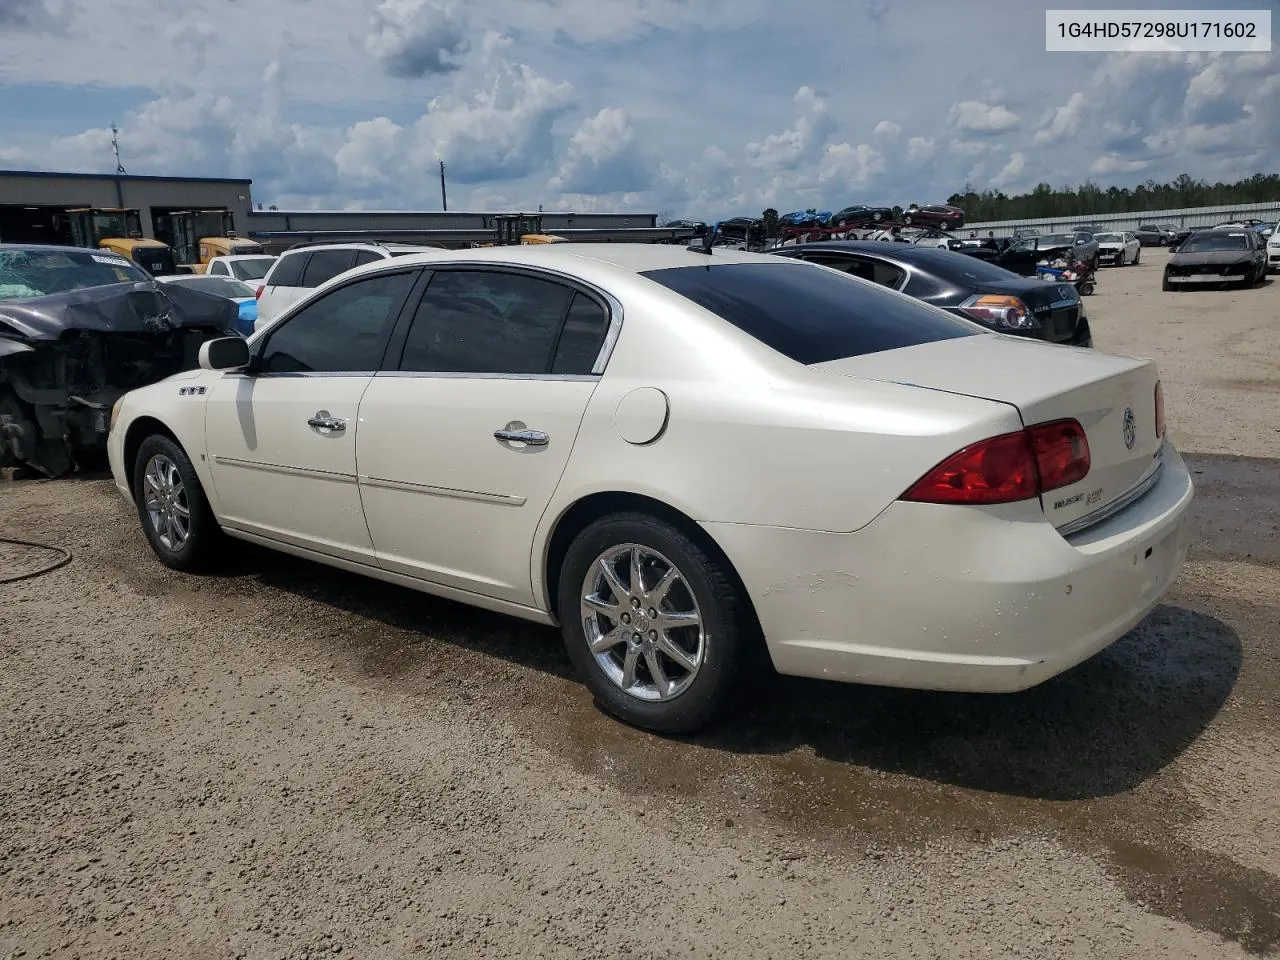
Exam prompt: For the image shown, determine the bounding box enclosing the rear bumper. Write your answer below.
[704,444,1193,693]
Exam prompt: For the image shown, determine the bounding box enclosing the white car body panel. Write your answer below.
[357,374,598,604]
[1096,234,1141,265]
[108,243,1193,696]
[1267,226,1280,271]
[204,373,376,564]
[205,255,277,291]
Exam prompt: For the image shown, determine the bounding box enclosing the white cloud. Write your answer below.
[904,136,936,164]
[991,151,1026,189]
[873,120,901,140]
[1090,154,1151,176]
[948,99,1020,134]
[818,142,884,187]
[364,0,469,78]
[744,86,832,170]
[548,108,652,194]
[1033,92,1086,145]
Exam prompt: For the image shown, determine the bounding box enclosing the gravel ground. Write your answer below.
[2,253,1278,959]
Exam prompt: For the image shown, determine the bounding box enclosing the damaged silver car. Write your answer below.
[0,244,237,476]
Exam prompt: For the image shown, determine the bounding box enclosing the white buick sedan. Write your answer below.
[107,244,1193,733]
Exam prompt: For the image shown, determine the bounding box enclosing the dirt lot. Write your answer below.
[2,250,1278,959]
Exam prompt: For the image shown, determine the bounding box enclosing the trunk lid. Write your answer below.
[814,335,1164,531]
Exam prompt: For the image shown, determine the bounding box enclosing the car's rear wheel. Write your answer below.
[558,513,756,735]
[132,434,222,571]
[1134,248,1141,265]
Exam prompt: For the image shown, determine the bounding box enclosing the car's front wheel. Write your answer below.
[132,434,222,571]
[558,513,756,734]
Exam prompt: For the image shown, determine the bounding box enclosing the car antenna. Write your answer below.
[688,221,716,255]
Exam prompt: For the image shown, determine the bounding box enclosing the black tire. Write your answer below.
[132,433,223,571]
[1162,277,1173,292]
[1134,249,1141,266]
[558,512,758,735]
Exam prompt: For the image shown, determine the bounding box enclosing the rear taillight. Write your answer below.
[957,294,1034,330]
[901,419,1091,506]
[255,285,264,299]
[1154,380,1165,439]
[1027,419,1090,491]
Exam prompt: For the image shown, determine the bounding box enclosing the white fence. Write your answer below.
[960,200,1280,237]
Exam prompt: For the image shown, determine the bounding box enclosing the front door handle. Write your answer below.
[494,428,549,446]
[308,411,346,432]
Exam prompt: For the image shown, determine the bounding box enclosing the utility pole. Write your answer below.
[439,160,447,212]
[111,123,126,174]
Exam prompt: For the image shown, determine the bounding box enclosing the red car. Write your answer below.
[903,203,966,230]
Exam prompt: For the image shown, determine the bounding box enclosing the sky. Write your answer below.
[0,0,1277,218]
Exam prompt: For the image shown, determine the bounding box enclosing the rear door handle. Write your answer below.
[494,428,549,446]
[308,411,346,432]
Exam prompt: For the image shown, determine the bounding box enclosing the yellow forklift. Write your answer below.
[67,207,179,276]
[472,214,567,247]
[160,209,264,271]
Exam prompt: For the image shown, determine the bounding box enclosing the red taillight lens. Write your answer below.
[255,285,264,300]
[1154,380,1165,438]
[902,419,1091,505]
[1027,419,1090,491]
[901,431,1040,505]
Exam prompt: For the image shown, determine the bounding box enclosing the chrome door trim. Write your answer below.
[359,475,527,506]
[212,455,357,484]
[373,371,598,382]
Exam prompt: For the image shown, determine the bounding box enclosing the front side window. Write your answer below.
[259,271,418,374]
[640,261,977,365]
[398,269,583,375]
[301,249,356,288]
[207,261,228,275]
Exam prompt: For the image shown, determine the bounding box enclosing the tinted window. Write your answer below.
[900,248,1021,284]
[551,293,609,374]
[301,249,356,288]
[267,251,307,287]
[399,270,574,374]
[229,257,275,280]
[259,271,417,374]
[207,261,228,275]
[1181,232,1249,252]
[1139,225,1157,231]
[641,262,978,365]
[796,253,905,289]
[352,250,384,267]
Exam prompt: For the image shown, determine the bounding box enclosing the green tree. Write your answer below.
[761,208,779,237]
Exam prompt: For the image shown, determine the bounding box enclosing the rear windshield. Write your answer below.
[640,261,979,365]
[1181,232,1249,252]
[173,276,256,298]
[895,247,1021,283]
[0,248,149,300]
[229,257,275,280]
[1039,234,1076,246]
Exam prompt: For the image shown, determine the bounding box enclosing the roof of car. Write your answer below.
[773,239,961,261]
[357,242,777,275]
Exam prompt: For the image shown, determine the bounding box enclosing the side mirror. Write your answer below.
[199,336,250,371]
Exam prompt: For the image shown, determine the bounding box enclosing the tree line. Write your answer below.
[944,172,1280,223]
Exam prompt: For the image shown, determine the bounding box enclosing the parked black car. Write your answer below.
[830,205,894,229]
[1134,223,1178,246]
[958,230,1100,273]
[771,240,1091,346]
[1163,229,1268,291]
[0,243,236,476]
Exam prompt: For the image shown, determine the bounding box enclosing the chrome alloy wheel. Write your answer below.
[580,544,705,702]
[142,453,190,551]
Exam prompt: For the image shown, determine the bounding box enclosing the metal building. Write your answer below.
[0,169,254,253]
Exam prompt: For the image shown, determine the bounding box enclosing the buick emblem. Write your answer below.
[1122,407,1136,450]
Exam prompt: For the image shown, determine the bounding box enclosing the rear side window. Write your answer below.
[301,249,356,287]
[792,253,905,289]
[259,271,417,374]
[398,269,575,375]
[640,262,977,365]
[551,293,610,374]
[267,252,307,287]
[352,250,384,267]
